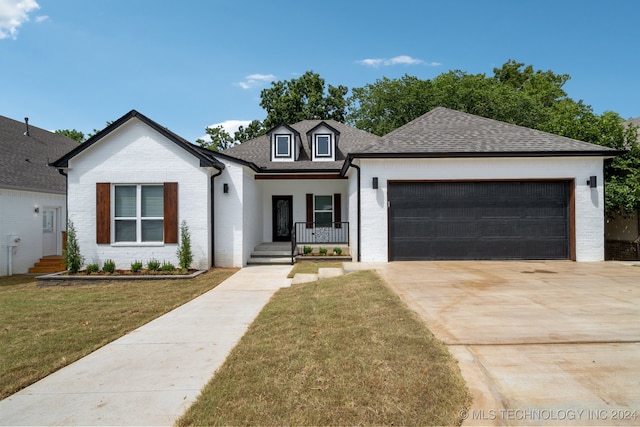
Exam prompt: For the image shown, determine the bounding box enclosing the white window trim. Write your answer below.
[274,134,292,158]
[314,134,332,158]
[314,194,333,226]
[112,184,164,244]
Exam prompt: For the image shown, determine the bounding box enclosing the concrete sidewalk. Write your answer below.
[0,265,292,426]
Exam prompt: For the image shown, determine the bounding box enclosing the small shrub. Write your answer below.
[147,259,161,271]
[85,263,99,274]
[130,260,143,272]
[303,246,312,255]
[176,220,193,271]
[319,247,328,255]
[102,259,116,273]
[333,247,343,255]
[161,261,175,272]
[63,219,84,274]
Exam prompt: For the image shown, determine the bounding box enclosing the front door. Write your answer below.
[272,196,293,242]
[42,208,58,256]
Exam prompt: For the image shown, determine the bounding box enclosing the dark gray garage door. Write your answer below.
[388,181,570,260]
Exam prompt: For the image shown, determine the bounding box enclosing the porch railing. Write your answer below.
[291,222,349,263]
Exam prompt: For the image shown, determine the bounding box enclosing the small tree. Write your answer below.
[176,220,193,271]
[64,219,84,273]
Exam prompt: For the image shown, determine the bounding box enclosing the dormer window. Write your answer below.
[308,122,339,162]
[275,134,291,158]
[315,134,332,158]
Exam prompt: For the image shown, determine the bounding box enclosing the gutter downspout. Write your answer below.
[57,168,68,258]
[210,168,223,268]
[347,157,361,262]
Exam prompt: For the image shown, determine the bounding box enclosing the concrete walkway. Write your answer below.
[0,265,292,426]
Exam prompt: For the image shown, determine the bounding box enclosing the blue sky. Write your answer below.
[1,0,638,142]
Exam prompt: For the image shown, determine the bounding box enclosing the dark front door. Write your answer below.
[272,196,293,242]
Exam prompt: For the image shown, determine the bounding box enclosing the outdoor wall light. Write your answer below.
[34,206,39,213]
[587,176,597,188]
[223,183,229,193]
[372,177,378,189]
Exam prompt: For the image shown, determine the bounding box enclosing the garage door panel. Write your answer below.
[388,181,570,260]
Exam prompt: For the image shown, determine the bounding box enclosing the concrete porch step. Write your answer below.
[247,257,293,265]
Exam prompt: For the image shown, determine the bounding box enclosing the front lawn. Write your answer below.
[177,270,471,426]
[0,269,236,399]
[287,260,344,278]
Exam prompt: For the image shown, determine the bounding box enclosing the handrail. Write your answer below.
[290,224,296,265]
[293,222,349,244]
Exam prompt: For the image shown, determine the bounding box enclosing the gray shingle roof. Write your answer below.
[0,115,79,194]
[358,107,619,156]
[221,120,382,171]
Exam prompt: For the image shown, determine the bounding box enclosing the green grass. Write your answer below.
[177,270,471,426]
[0,269,236,399]
[287,260,344,278]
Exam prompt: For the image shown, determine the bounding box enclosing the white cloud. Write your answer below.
[236,73,276,90]
[357,55,441,68]
[199,119,252,142]
[34,14,47,23]
[0,0,40,40]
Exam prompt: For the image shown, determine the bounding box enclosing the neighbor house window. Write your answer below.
[275,134,291,158]
[114,184,164,242]
[314,195,333,227]
[315,134,331,157]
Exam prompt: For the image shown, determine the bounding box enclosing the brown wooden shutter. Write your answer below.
[334,193,342,228]
[306,193,313,229]
[96,183,111,244]
[164,182,178,243]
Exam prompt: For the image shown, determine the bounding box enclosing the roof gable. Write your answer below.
[0,115,79,194]
[50,110,224,170]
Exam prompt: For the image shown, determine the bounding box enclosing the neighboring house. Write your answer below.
[50,107,619,270]
[604,117,640,260]
[0,115,79,276]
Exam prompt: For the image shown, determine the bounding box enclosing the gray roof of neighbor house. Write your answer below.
[0,115,79,194]
[351,107,622,158]
[50,110,225,171]
[221,120,382,172]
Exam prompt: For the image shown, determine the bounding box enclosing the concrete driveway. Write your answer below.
[373,261,640,426]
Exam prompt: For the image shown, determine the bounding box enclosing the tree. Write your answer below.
[63,219,84,274]
[196,125,235,152]
[234,120,265,142]
[55,129,85,143]
[260,70,348,130]
[176,220,193,271]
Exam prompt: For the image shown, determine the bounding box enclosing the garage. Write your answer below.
[388,180,572,261]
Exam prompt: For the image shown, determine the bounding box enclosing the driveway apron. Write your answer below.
[373,261,640,426]
[0,265,292,426]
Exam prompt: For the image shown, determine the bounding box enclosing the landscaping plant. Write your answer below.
[147,259,161,271]
[177,220,194,271]
[63,219,83,274]
[130,260,143,273]
[319,247,328,255]
[85,263,99,274]
[102,259,116,273]
[161,261,176,272]
[303,246,312,255]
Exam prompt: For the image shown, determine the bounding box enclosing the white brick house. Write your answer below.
[51,108,619,269]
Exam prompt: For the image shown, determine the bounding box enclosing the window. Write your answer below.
[275,134,291,157]
[314,195,333,227]
[315,134,331,157]
[114,184,164,242]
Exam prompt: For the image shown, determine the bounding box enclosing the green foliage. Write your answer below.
[176,220,193,271]
[303,246,312,255]
[102,259,116,273]
[147,259,161,271]
[319,247,328,255]
[63,220,83,274]
[260,70,348,130]
[333,247,343,255]
[85,263,99,274]
[197,125,235,152]
[161,261,175,272]
[55,129,85,143]
[234,120,265,143]
[130,260,143,273]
